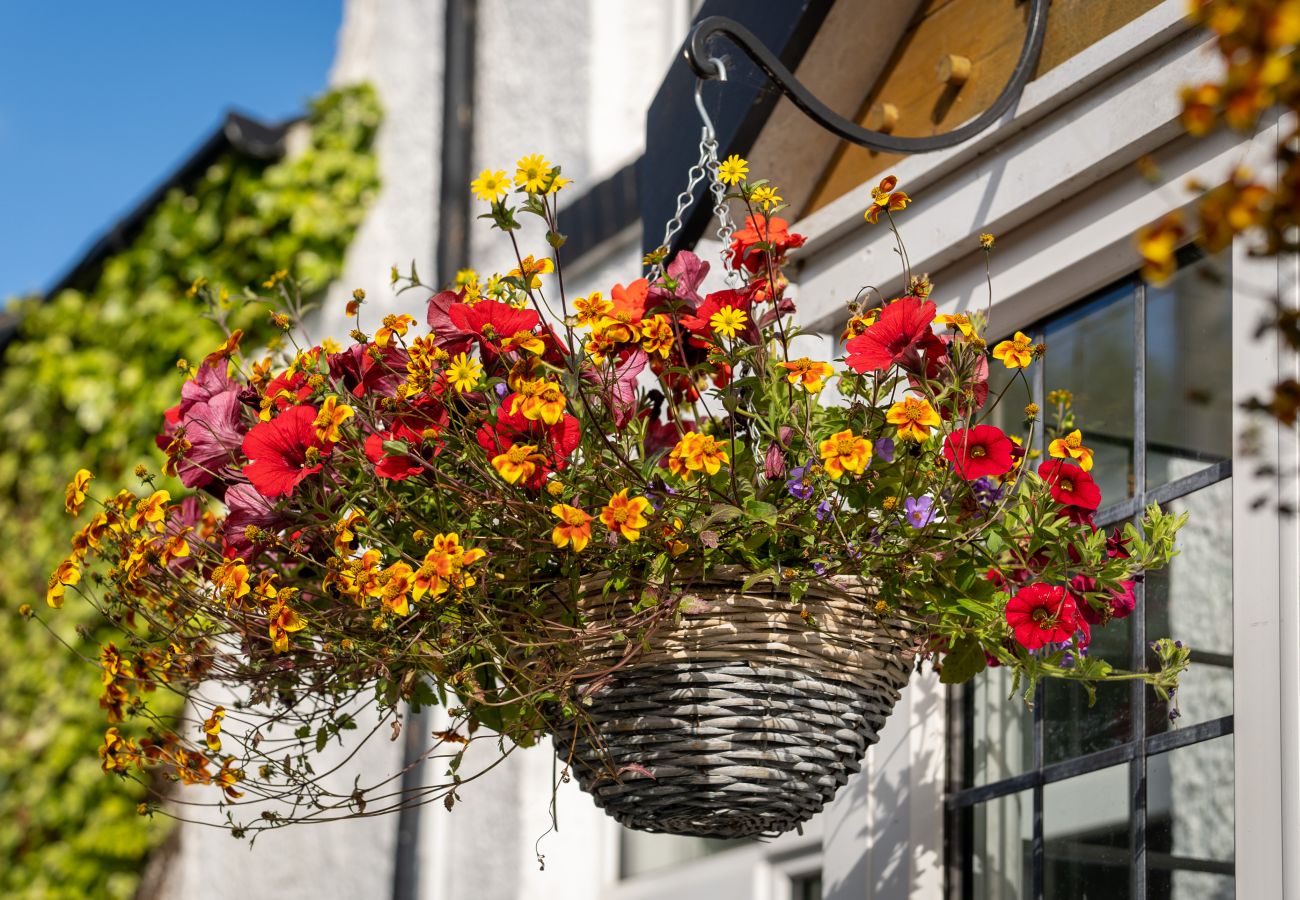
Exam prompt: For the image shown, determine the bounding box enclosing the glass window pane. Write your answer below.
[1145,255,1232,489]
[1044,284,1137,507]
[1045,612,1132,762]
[1044,764,1132,898]
[1145,479,1234,735]
[620,831,739,878]
[968,665,1034,787]
[966,789,1033,900]
[1146,735,1235,898]
[979,355,1035,441]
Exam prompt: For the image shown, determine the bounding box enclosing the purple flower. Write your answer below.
[786,462,814,500]
[494,382,509,398]
[812,561,827,576]
[904,495,935,528]
[875,437,895,464]
[815,500,832,521]
[971,476,1005,512]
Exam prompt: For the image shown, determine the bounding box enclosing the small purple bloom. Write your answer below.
[1061,652,1075,669]
[904,495,936,528]
[786,462,814,500]
[812,561,827,576]
[494,382,509,398]
[875,437,895,464]
[815,500,832,521]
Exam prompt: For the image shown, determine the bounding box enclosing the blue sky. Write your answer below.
[0,3,343,300]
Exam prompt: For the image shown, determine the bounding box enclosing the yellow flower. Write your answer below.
[752,185,782,210]
[314,395,355,444]
[46,557,81,608]
[470,168,510,202]
[781,358,835,393]
[515,154,553,193]
[508,255,554,290]
[992,331,1035,369]
[446,352,483,393]
[886,395,942,441]
[492,443,543,485]
[1048,429,1095,471]
[1136,213,1186,284]
[718,154,749,186]
[129,490,171,533]
[65,468,93,515]
[202,706,225,752]
[99,727,137,773]
[979,233,995,250]
[864,175,910,223]
[934,313,977,339]
[375,313,415,348]
[667,432,730,480]
[551,504,594,552]
[456,268,478,289]
[600,489,652,541]
[818,429,873,480]
[267,599,305,652]
[213,558,251,605]
[572,292,612,328]
[710,306,748,338]
[511,379,567,425]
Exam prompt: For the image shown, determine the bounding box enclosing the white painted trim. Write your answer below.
[1281,247,1300,900]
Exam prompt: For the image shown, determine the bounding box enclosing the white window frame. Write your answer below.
[604,2,1297,897]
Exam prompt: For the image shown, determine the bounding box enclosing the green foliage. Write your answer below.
[0,83,380,898]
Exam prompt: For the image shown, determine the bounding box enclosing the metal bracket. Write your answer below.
[684,0,1051,155]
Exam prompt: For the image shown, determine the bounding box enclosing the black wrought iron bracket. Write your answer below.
[684,0,1051,155]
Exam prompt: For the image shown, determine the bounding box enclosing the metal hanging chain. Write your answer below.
[683,0,1050,155]
[655,59,742,285]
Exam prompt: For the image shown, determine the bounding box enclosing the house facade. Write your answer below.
[157,1,1298,898]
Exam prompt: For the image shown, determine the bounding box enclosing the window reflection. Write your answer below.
[1145,256,1232,489]
[1044,284,1136,506]
[968,789,1032,900]
[968,665,1033,787]
[1044,613,1132,763]
[1044,765,1132,898]
[1146,736,1235,898]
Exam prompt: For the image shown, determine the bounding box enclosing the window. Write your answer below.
[947,250,1235,899]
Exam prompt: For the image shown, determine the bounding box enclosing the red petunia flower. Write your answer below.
[1038,460,1102,511]
[329,342,408,398]
[844,296,942,373]
[241,406,327,498]
[610,279,650,321]
[679,284,760,344]
[1005,583,1081,650]
[476,399,581,490]
[447,297,541,356]
[943,425,1015,480]
[727,215,806,273]
[365,432,423,481]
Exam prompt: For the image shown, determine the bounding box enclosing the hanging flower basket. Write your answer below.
[44,149,1193,843]
[548,569,913,836]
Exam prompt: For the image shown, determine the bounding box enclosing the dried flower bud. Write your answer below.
[1024,403,1040,418]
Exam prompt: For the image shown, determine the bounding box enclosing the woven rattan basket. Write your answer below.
[547,569,915,838]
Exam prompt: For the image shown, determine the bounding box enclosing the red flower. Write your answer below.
[680,285,759,343]
[943,425,1014,480]
[610,279,650,321]
[1005,583,1081,650]
[365,432,423,481]
[241,406,327,498]
[727,215,806,273]
[845,296,942,373]
[329,342,407,398]
[476,400,581,490]
[447,297,541,356]
[1038,460,1102,511]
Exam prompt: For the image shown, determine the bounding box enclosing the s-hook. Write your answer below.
[683,0,1051,155]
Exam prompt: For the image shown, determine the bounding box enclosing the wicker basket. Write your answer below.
[546,569,915,838]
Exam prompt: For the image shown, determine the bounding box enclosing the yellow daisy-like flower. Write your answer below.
[934,313,978,339]
[599,489,652,542]
[781,358,835,393]
[550,504,594,552]
[470,169,510,202]
[710,306,748,338]
[717,154,749,186]
[65,468,93,515]
[314,395,355,444]
[886,395,942,442]
[1048,429,1095,472]
[992,331,1035,369]
[446,352,483,393]
[572,292,612,328]
[751,185,782,210]
[492,443,543,485]
[818,429,873,480]
[667,432,730,481]
[515,154,552,193]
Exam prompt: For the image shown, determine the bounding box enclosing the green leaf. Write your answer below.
[743,499,778,526]
[940,637,988,685]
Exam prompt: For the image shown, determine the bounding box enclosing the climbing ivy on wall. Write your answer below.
[0,83,381,899]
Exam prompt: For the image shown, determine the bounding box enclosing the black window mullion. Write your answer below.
[1030,337,1046,899]
[1131,278,1149,900]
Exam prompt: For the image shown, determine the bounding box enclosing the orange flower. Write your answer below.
[202,706,225,752]
[213,558,251,605]
[1048,429,1095,472]
[100,727,138,774]
[492,443,544,485]
[1136,213,1186,284]
[374,314,416,348]
[781,358,835,393]
[268,599,306,651]
[46,557,81,608]
[128,490,171,533]
[511,379,567,425]
[864,175,910,224]
[639,314,675,358]
[667,432,730,480]
[572,292,612,328]
[65,468,92,515]
[379,562,418,615]
[886,395,942,441]
[416,533,486,600]
[599,489,651,541]
[314,395,355,444]
[818,429,873,480]
[203,329,243,366]
[551,504,594,552]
